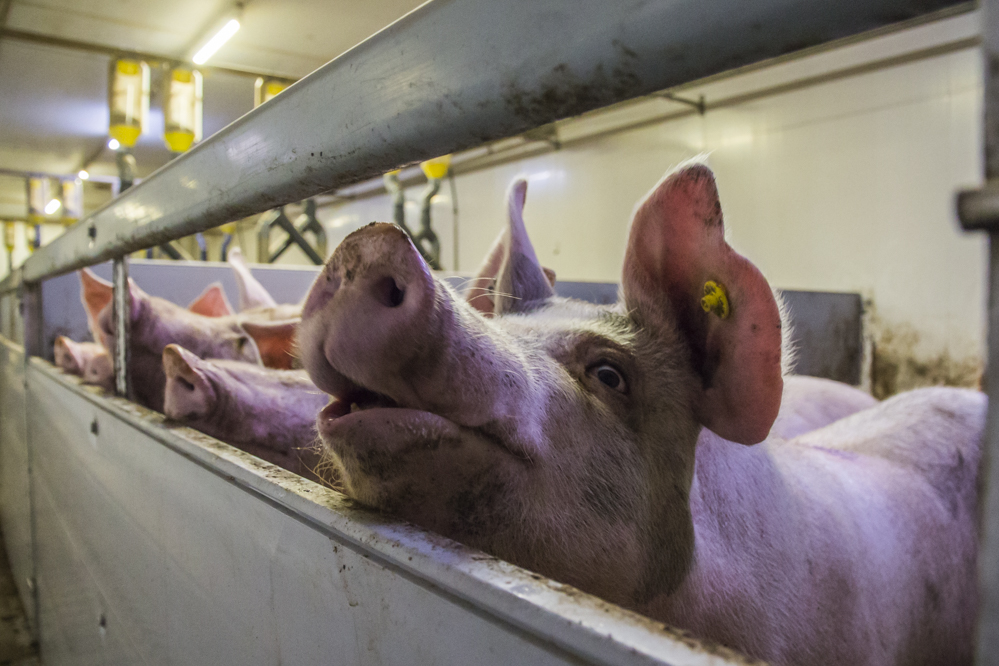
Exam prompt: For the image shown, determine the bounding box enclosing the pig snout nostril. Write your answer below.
[374,276,406,308]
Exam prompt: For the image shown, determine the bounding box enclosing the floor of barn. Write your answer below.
[0,534,38,665]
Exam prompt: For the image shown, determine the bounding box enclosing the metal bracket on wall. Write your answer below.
[383,172,442,270]
[658,92,706,115]
[256,202,325,265]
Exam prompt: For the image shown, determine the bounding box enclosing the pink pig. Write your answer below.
[162,344,330,484]
[53,336,114,392]
[297,163,984,665]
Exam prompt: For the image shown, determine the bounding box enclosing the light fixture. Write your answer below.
[254,77,288,108]
[107,138,120,150]
[78,170,90,180]
[164,66,204,152]
[192,18,240,65]
[108,59,150,149]
[44,199,61,216]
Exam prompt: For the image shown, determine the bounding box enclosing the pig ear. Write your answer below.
[228,247,277,310]
[80,269,113,341]
[465,180,554,316]
[54,336,84,375]
[622,164,783,445]
[187,283,234,317]
[83,351,113,391]
[240,319,299,370]
[162,344,216,421]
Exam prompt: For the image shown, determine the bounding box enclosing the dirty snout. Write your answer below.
[300,222,546,457]
[300,223,437,404]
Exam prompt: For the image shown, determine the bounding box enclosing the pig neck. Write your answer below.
[646,429,791,639]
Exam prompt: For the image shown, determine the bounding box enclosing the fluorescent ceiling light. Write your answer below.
[193,19,240,65]
[78,170,90,180]
[44,199,61,215]
[108,138,120,150]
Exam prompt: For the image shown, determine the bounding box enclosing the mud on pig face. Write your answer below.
[298,163,783,607]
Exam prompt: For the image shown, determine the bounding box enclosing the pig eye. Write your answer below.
[236,336,250,352]
[589,363,627,393]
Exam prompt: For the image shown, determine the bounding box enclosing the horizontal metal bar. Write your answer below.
[958,184,999,231]
[19,0,967,284]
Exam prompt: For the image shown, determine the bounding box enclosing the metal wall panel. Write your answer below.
[26,360,745,666]
[782,290,865,385]
[0,337,34,631]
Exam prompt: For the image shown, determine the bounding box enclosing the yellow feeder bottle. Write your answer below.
[420,155,452,180]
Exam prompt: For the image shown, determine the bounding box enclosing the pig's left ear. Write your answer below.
[465,179,554,315]
[240,319,299,369]
[622,164,783,445]
[187,283,234,317]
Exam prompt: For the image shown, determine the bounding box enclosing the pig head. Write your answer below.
[82,270,263,410]
[162,344,329,483]
[299,163,784,607]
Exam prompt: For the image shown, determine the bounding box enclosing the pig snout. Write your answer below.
[300,222,547,456]
[300,223,437,403]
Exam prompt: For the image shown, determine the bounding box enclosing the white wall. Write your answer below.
[321,10,987,395]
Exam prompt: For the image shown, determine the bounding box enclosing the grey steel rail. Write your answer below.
[1,0,967,289]
[959,0,999,661]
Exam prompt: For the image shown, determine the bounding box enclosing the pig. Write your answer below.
[161,344,330,484]
[82,269,264,410]
[297,163,984,666]
[53,336,115,392]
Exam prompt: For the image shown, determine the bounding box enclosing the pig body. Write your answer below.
[162,345,328,483]
[298,164,983,665]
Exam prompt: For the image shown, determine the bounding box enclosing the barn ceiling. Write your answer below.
[0,0,425,218]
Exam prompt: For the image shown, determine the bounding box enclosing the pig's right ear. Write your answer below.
[465,179,554,316]
[228,247,277,310]
[187,283,234,317]
[240,319,299,370]
[162,344,216,421]
[622,164,783,445]
[80,269,113,340]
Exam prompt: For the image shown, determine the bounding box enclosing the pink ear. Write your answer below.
[79,269,113,341]
[622,164,783,445]
[464,179,554,316]
[240,319,299,369]
[187,283,234,317]
[228,247,277,310]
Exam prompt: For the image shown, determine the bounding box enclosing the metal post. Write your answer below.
[966,0,999,661]
[111,256,130,399]
[19,282,41,358]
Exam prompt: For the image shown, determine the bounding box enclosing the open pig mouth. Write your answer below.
[316,377,464,449]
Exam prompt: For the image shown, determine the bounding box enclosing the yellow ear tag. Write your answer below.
[701,281,730,319]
